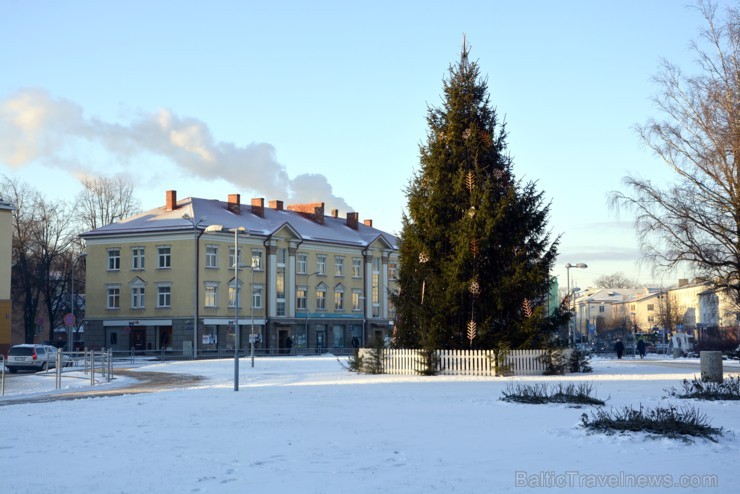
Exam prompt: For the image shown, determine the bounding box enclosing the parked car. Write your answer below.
[4,344,59,373]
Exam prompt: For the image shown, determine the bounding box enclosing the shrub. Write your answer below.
[581,404,724,442]
[539,348,567,375]
[568,349,592,373]
[500,382,605,406]
[665,376,740,401]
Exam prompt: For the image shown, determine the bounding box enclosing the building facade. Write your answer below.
[0,197,13,355]
[80,191,398,355]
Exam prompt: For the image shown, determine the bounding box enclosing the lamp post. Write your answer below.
[182,213,205,359]
[250,260,256,368]
[205,224,247,391]
[69,252,87,351]
[565,262,587,347]
[304,271,320,353]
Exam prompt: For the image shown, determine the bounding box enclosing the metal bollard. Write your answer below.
[55,351,62,390]
[1,355,5,396]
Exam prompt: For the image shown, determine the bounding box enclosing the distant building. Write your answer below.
[80,191,399,355]
[0,197,13,355]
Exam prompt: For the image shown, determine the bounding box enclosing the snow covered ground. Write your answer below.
[2,355,739,493]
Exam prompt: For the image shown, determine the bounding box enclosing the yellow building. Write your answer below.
[80,191,398,356]
[0,197,13,355]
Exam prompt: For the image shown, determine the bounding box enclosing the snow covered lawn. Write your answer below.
[2,355,739,493]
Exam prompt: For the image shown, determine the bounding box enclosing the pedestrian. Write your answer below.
[285,335,293,355]
[614,338,625,359]
[636,338,646,359]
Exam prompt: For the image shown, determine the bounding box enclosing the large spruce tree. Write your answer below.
[393,41,559,350]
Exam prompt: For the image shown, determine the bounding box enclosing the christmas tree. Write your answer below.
[393,39,560,350]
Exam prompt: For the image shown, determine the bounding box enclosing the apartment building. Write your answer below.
[0,197,13,355]
[80,191,398,355]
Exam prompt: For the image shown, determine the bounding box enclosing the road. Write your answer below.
[0,368,204,406]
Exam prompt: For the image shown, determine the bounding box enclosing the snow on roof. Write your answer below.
[81,196,399,249]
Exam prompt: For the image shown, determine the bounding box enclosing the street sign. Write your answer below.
[63,313,75,328]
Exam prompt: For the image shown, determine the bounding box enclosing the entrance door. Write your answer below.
[131,329,146,351]
[316,330,326,354]
[278,329,288,354]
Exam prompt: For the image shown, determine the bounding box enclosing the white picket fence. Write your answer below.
[363,348,548,376]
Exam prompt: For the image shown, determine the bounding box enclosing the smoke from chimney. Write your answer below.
[0,88,352,213]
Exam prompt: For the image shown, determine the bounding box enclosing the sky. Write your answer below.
[1,0,733,289]
[2,355,739,493]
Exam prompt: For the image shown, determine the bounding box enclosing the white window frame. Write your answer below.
[157,284,172,308]
[252,284,263,309]
[157,246,171,269]
[352,258,362,278]
[251,249,263,271]
[334,284,344,311]
[204,283,218,307]
[317,255,327,275]
[107,286,120,309]
[108,249,121,271]
[205,245,218,269]
[297,253,307,274]
[335,256,344,277]
[131,247,145,270]
[316,283,327,310]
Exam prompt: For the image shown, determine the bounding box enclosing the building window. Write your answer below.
[316,283,327,310]
[599,305,605,313]
[388,260,397,280]
[107,286,120,309]
[251,249,263,270]
[228,279,241,307]
[352,290,362,311]
[131,286,145,309]
[131,247,145,270]
[157,285,171,308]
[335,257,344,277]
[205,284,218,307]
[352,258,362,278]
[205,245,218,268]
[332,325,344,348]
[158,246,171,269]
[296,287,307,310]
[277,248,287,265]
[276,266,286,316]
[647,304,655,311]
[297,253,307,274]
[372,258,380,317]
[252,285,263,309]
[334,284,344,310]
[108,249,120,271]
[317,255,327,275]
[229,247,242,269]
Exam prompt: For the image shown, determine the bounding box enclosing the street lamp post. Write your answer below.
[565,262,587,346]
[304,271,320,354]
[69,252,87,351]
[205,224,247,391]
[250,260,256,368]
[182,214,205,359]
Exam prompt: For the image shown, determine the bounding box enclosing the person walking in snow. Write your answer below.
[614,339,625,359]
[636,338,646,359]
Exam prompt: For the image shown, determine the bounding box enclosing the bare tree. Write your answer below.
[610,1,740,304]
[75,175,141,231]
[1,176,76,342]
[594,272,638,289]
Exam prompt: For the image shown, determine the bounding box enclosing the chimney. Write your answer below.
[331,208,339,218]
[251,198,265,218]
[165,190,177,211]
[363,219,373,228]
[346,212,358,230]
[227,194,241,215]
[269,200,284,211]
[287,202,325,225]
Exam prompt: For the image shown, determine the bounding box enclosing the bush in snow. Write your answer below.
[665,376,740,401]
[500,382,605,406]
[581,404,724,442]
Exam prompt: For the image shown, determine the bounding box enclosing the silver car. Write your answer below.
[5,344,58,373]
